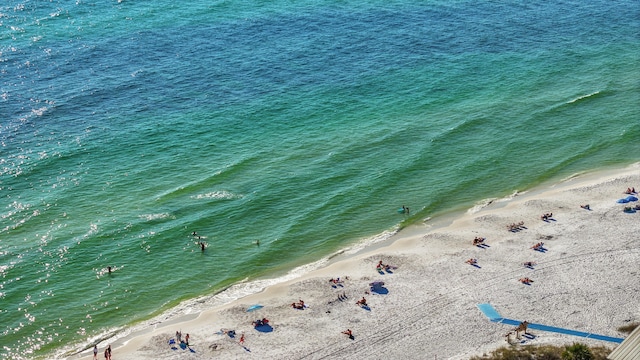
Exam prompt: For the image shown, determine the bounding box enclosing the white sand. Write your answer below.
[71,164,640,360]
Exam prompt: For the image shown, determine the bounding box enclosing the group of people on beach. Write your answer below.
[175,331,190,346]
[466,213,553,286]
[291,299,306,310]
[376,260,396,272]
[506,221,525,232]
[92,344,111,360]
[252,318,270,328]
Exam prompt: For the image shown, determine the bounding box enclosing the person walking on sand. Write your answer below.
[93,345,98,360]
[239,333,245,345]
[107,344,111,360]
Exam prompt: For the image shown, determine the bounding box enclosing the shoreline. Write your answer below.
[68,163,640,359]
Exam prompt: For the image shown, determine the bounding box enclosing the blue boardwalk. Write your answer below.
[477,303,624,344]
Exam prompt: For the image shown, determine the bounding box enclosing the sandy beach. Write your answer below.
[72,164,640,360]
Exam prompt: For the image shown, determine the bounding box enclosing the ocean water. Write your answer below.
[1,0,639,358]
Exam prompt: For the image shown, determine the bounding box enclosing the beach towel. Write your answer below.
[246,305,263,312]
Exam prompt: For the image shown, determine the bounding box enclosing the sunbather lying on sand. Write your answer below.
[342,329,354,339]
[519,277,534,284]
[356,297,368,307]
[531,242,544,250]
[473,237,485,245]
[291,301,304,310]
[465,258,478,265]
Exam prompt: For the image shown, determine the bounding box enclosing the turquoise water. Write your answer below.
[1,0,639,358]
